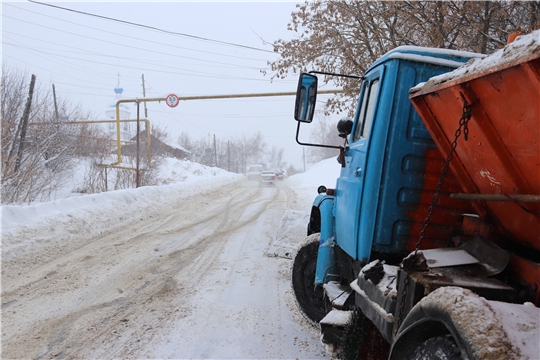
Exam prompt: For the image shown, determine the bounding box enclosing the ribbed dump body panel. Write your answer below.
[410,32,540,250]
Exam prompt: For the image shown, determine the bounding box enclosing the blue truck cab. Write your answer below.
[292,39,540,360]
[293,46,483,317]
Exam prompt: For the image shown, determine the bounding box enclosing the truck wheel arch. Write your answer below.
[291,233,327,325]
[390,286,519,360]
[389,308,472,360]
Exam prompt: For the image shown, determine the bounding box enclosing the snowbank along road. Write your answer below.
[2,179,329,359]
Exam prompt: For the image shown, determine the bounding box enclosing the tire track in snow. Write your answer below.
[1,182,282,359]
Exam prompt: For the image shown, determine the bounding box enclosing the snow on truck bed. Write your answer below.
[411,29,540,92]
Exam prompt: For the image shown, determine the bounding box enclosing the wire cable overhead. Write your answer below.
[28,0,276,54]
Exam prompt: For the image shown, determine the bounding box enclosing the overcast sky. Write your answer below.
[2,1,338,169]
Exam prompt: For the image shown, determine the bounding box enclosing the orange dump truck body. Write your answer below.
[410,31,540,251]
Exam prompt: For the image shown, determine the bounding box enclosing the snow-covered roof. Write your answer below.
[388,53,472,68]
[369,45,484,72]
[391,45,484,59]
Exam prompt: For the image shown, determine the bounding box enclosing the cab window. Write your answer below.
[352,79,380,142]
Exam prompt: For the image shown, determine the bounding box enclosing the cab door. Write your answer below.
[334,69,383,258]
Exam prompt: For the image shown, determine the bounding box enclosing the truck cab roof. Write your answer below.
[368,46,484,74]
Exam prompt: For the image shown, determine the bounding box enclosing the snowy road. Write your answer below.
[1,179,330,359]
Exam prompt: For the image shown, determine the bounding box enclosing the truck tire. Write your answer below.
[291,234,327,325]
[411,335,462,360]
[391,287,514,360]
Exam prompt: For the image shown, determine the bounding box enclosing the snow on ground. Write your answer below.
[2,158,341,258]
[1,156,342,359]
[286,157,341,209]
[1,157,342,264]
[4,154,536,358]
[1,159,243,262]
[267,157,342,259]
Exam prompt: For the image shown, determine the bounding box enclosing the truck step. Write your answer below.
[320,309,353,345]
[323,281,354,310]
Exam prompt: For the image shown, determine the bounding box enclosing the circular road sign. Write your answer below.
[166,94,179,108]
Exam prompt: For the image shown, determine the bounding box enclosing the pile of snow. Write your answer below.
[155,158,233,185]
[286,157,341,208]
[1,158,243,262]
[267,158,341,258]
[50,158,235,200]
[266,209,309,259]
[2,157,341,264]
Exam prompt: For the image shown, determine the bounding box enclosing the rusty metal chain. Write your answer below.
[394,271,410,336]
[395,97,472,334]
[413,98,473,252]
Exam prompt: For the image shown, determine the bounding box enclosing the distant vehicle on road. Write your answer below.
[258,171,277,186]
[271,169,285,180]
[247,164,264,180]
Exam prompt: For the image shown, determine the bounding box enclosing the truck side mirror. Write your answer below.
[294,73,318,123]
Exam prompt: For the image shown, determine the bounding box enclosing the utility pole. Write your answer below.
[141,74,148,118]
[213,134,218,167]
[136,100,141,188]
[52,84,59,120]
[303,147,306,172]
[12,74,36,173]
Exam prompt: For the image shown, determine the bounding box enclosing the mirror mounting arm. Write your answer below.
[295,122,346,168]
[295,122,341,150]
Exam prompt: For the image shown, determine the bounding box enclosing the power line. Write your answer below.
[3,14,270,65]
[4,4,273,63]
[2,39,268,76]
[28,0,276,54]
[2,28,271,71]
[3,43,278,82]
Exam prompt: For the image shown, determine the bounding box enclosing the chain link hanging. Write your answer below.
[395,97,473,334]
[414,98,473,253]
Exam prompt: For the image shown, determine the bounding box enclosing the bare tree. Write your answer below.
[306,114,342,163]
[69,121,117,194]
[177,131,195,154]
[2,67,30,179]
[267,1,539,115]
[1,65,173,201]
[79,123,169,193]
[267,146,286,170]
[1,66,92,203]
[286,163,302,177]
[178,131,273,174]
